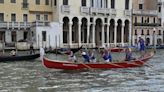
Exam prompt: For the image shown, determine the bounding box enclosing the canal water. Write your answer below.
[0,50,164,92]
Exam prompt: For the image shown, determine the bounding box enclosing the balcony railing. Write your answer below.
[20,22,31,28]
[134,23,160,26]
[8,22,31,29]
[111,9,116,15]
[133,10,158,16]
[0,21,49,29]
[124,10,131,16]
[90,7,97,14]
[31,21,50,27]
[80,6,90,14]
[97,8,106,14]
[90,7,111,15]
[0,22,7,28]
[61,5,70,13]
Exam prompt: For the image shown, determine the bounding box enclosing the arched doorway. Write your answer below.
[95,18,102,46]
[117,19,122,43]
[124,20,129,43]
[72,17,79,43]
[109,19,115,43]
[63,17,69,43]
[81,18,88,43]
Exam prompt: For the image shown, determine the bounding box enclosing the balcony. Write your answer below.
[111,9,116,15]
[31,21,50,27]
[98,8,107,14]
[0,22,7,28]
[0,22,33,29]
[133,10,158,16]
[90,7,97,14]
[80,6,90,14]
[90,8,111,15]
[20,22,31,28]
[61,5,70,13]
[124,10,131,16]
[134,23,160,26]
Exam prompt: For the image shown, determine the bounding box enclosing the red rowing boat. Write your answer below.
[110,47,124,52]
[42,51,154,70]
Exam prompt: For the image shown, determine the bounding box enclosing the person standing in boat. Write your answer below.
[138,37,145,57]
[138,37,145,52]
[68,50,77,63]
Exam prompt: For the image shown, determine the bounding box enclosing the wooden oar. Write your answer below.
[76,57,94,70]
[108,63,124,68]
[81,63,93,70]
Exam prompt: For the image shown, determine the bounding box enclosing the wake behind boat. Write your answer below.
[0,53,40,62]
[42,51,154,70]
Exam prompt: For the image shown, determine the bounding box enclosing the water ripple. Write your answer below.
[0,49,164,92]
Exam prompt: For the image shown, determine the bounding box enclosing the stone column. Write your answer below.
[121,24,125,46]
[87,23,90,45]
[129,23,132,45]
[101,24,105,47]
[92,24,95,47]
[69,22,72,47]
[107,24,110,46]
[114,23,117,46]
[78,22,81,46]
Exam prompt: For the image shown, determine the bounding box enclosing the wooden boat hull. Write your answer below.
[43,52,154,70]
[0,54,40,62]
[110,48,124,52]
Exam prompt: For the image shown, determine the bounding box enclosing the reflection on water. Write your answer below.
[0,50,164,92]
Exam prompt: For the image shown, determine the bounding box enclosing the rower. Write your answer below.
[102,50,112,63]
[82,51,90,63]
[88,50,96,63]
[125,48,135,61]
[68,50,77,63]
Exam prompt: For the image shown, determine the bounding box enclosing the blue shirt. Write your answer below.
[126,52,132,61]
[82,54,90,62]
